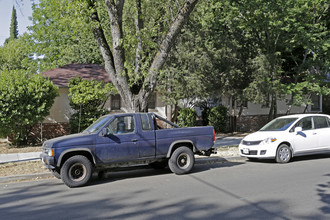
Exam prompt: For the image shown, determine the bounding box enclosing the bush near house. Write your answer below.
[0,70,58,146]
[177,108,197,127]
[208,106,228,133]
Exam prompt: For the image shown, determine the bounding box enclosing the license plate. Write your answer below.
[243,148,249,154]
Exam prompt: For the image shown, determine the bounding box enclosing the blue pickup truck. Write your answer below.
[40,113,215,187]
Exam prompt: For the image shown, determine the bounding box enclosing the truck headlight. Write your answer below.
[48,149,55,157]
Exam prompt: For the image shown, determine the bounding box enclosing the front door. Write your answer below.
[95,115,139,163]
[293,116,319,153]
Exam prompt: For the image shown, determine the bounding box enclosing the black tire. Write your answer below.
[276,144,292,163]
[60,155,93,188]
[51,169,61,179]
[168,146,194,175]
[149,160,168,169]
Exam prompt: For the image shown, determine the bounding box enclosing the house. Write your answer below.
[216,94,324,132]
[34,63,166,141]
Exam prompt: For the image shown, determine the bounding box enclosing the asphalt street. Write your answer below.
[1,154,330,219]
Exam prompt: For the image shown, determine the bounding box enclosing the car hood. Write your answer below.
[43,132,95,148]
[243,131,287,141]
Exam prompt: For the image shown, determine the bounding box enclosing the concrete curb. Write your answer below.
[0,152,41,164]
[0,156,246,183]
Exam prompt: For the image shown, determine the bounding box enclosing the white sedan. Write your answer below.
[239,114,330,163]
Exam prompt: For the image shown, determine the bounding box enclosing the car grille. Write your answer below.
[241,150,258,155]
[242,140,262,146]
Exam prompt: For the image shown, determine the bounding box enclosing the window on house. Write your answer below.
[311,94,321,111]
[147,93,156,109]
[111,94,121,110]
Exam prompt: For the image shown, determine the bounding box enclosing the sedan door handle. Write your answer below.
[131,139,138,142]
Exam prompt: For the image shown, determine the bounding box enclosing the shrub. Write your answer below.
[208,106,228,132]
[68,76,117,133]
[177,108,197,127]
[0,69,58,145]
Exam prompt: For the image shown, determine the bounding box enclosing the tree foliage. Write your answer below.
[4,6,19,44]
[68,76,117,133]
[28,0,103,71]
[0,70,58,145]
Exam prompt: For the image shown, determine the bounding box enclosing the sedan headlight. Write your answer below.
[260,137,277,145]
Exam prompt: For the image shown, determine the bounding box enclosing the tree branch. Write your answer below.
[105,0,126,76]
[135,0,143,75]
[144,0,199,94]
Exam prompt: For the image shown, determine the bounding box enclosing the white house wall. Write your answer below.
[222,95,319,116]
[44,88,72,123]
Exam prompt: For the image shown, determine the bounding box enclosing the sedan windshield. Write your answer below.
[84,116,112,134]
[260,117,298,131]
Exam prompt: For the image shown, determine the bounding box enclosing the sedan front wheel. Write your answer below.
[276,144,292,163]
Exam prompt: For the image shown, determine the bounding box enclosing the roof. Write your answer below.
[42,63,111,87]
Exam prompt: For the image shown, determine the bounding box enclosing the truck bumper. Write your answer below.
[40,153,56,169]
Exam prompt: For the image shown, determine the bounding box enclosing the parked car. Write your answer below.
[40,113,215,187]
[239,114,330,163]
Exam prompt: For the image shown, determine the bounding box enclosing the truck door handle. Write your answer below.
[131,139,138,142]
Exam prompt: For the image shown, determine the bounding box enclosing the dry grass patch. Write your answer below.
[0,143,41,154]
[0,161,47,177]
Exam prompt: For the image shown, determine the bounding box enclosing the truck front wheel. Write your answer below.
[168,146,194,175]
[61,155,92,188]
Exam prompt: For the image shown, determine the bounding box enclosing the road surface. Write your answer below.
[1,154,330,219]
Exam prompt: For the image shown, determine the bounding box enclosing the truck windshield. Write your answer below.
[84,116,112,134]
[260,117,298,131]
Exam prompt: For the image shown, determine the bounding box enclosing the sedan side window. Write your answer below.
[294,117,313,131]
[314,116,329,129]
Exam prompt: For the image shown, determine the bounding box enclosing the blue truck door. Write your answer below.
[137,113,156,158]
[95,115,139,162]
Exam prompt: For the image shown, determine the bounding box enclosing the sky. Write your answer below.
[0,0,36,46]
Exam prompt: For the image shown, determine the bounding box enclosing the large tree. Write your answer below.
[88,0,199,112]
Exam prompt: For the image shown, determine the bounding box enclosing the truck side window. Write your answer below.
[156,117,177,129]
[108,116,135,134]
[140,114,152,131]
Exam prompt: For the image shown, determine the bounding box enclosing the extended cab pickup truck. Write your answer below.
[41,113,215,187]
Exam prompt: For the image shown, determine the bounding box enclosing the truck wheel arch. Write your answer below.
[57,148,96,168]
[166,140,195,158]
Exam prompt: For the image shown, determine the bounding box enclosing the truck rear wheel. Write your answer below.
[168,146,194,175]
[60,155,92,188]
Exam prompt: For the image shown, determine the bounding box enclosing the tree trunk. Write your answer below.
[89,0,199,113]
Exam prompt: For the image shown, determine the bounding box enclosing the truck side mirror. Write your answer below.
[100,127,109,137]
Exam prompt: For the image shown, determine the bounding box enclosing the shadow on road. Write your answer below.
[90,159,244,187]
[244,153,330,164]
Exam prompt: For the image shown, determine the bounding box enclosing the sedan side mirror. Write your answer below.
[294,126,302,133]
